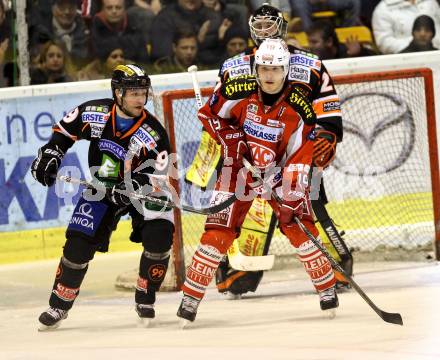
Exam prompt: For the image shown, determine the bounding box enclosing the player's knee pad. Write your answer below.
[131,219,174,252]
[63,235,98,264]
[49,256,89,310]
[200,229,236,254]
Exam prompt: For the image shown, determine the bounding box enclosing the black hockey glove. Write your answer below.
[31,144,65,186]
[107,177,143,207]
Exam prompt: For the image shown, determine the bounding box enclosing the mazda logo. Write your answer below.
[332,92,415,176]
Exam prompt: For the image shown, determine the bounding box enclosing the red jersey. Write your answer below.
[199,75,316,190]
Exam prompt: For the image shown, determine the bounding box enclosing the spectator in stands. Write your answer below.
[400,14,438,52]
[2,62,19,87]
[372,0,440,54]
[202,0,248,30]
[289,0,361,31]
[30,40,74,84]
[360,0,381,29]
[153,28,199,73]
[150,0,223,64]
[29,0,91,65]
[0,0,10,84]
[0,0,11,43]
[220,26,249,61]
[306,20,377,59]
[91,0,149,64]
[201,0,249,64]
[76,43,126,80]
[125,0,162,45]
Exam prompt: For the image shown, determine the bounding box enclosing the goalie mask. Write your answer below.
[111,64,151,116]
[249,3,288,46]
[254,38,290,94]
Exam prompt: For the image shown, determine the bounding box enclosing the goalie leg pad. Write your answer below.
[182,230,233,299]
[49,256,88,310]
[216,263,264,295]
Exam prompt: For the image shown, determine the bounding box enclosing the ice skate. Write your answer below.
[38,307,69,331]
[177,295,200,329]
[135,303,155,327]
[319,286,339,319]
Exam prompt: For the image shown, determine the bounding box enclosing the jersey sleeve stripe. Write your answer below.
[313,96,342,118]
[283,121,305,161]
[54,123,77,141]
[217,99,243,119]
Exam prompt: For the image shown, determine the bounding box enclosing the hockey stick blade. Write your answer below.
[227,239,275,271]
[56,175,236,216]
[294,218,403,326]
[242,159,404,325]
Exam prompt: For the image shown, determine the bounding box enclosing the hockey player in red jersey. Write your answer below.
[184,3,351,297]
[31,64,174,330]
[177,39,339,326]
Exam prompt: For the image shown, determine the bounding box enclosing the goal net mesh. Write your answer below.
[145,69,438,290]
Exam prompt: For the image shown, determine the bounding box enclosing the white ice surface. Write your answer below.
[0,252,439,360]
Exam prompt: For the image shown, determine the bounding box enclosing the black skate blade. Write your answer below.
[380,311,403,326]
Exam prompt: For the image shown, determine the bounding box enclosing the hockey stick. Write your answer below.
[227,237,275,271]
[312,196,353,276]
[243,158,403,326]
[188,65,204,108]
[56,174,237,216]
[188,65,275,271]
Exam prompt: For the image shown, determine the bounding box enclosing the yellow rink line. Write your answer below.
[326,192,433,229]
[0,220,139,265]
[0,192,434,265]
[178,192,434,246]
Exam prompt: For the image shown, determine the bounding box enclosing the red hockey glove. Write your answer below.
[278,197,305,225]
[312,129,337,168]
[216,126,248,169]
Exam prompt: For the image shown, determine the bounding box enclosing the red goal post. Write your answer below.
[160,68,440,291]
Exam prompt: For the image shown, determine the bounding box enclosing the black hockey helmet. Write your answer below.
[111,64,151,101]
[249,3,287,46]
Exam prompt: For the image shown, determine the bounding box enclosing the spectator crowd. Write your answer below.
[0,0,439,86]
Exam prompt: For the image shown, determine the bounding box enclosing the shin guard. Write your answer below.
[182,243,223,300]
[49,256,88,310]
[135,250,170,305]
[297,238,336,292]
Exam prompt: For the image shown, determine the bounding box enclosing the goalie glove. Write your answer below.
[31,144,65,186]
[216,126,248,169]
[312,129,337,168]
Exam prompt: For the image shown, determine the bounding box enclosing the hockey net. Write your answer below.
[115,68,439,291]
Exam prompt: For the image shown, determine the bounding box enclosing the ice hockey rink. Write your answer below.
[0,252,438,360]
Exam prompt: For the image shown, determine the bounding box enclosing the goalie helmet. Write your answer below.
[249,3,288,46]
[254,38,290,79]
[111,64,151,102]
